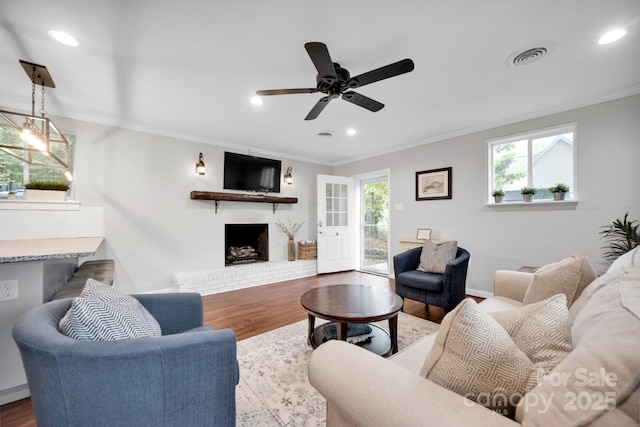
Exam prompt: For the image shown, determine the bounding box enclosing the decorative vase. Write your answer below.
[553,192,566,201]
[522,194,533,202]
[288,239,296,261]
[493,196,504,203]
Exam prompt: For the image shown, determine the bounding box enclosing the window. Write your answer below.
[0,124,75,200]
[488,124,576,203]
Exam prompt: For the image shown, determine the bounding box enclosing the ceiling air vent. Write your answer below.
[506,42,554,67]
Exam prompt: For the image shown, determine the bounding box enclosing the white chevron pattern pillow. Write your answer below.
[420,298,537,418]
[59,279,162,341]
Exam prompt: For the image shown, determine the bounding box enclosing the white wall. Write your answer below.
[335,94,640,296]
[53,118,331,293]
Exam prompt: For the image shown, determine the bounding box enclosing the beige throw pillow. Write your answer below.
[420,299,537,418]
[417,240,458,274]
[491,294,572,378]
[522,255,597,307]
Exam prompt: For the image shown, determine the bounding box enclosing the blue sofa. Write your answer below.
[12,293,238,427]
[393,246,470,312]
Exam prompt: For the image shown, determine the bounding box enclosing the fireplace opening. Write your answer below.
[225,223,269,266]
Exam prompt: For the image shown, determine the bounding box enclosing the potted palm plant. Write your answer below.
[599,212,640,260]
[520,187,537,202]
[25,180,70,201]
[548,183,570,201]
[491,189,505,203]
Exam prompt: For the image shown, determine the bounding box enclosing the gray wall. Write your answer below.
[52,118,331,293]
[335,94,640,296]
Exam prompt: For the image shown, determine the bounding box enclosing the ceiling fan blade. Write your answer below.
[342,91,384,112]
[348,58,414,88]
[304,96,333,120]
[304,42,337,80]
[256,88,319,96]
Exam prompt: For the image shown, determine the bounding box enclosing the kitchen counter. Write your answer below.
[0,237,104,263]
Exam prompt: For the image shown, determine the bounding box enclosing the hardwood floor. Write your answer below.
[0,271,477,426]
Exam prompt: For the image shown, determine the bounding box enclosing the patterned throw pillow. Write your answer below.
[59,279,162,341]
[523,255,597,306]
[491,294,572,379]
[420,299,537,418]
[417,240,458,274]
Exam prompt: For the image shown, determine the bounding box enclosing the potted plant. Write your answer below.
[276,218,305,261]
[599,212,640,260]
[491,189,505,203]
[25,180,70,201]
[548,183,570,201]
[520,187,537,202]
[7,191,16,200]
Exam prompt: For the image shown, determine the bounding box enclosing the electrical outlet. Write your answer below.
[0,279,18,301]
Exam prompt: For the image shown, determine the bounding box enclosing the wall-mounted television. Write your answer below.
[223,152,282,193]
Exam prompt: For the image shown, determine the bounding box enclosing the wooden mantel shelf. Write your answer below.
[190,191,298,214]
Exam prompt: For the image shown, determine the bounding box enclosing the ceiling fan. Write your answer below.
[256,42,415,120]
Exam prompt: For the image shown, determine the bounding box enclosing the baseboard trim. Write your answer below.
[0,383,30,405]
[466,288,493,299]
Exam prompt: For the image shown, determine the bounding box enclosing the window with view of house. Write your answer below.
[488,124,576,203]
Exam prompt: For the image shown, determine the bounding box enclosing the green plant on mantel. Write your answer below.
[25,180,70,191]
[276,218,304,240]
[520,187,537,195]
[491,189,505,197]
[599,212,640,260]
[548,183,570,193]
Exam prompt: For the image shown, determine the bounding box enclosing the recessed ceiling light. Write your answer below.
[250,96,263,106]
[346,128,357,136]
[598,29,627,45]
[47,30,80,47]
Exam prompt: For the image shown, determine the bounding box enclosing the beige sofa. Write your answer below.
[308,248,640,427]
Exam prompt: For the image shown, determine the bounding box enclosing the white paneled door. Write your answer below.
[316,174,356,274]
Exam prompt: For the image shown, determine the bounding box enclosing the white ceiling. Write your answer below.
[1,1,639,165]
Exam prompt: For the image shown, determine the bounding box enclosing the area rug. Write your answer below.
[235,313,439,426]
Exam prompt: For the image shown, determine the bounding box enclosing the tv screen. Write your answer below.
[223,152,282,193]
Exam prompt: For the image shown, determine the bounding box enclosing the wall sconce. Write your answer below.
[195,153,206,175]
[284,166,293,185]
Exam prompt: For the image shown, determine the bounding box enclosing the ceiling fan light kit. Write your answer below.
[256,42,414,120]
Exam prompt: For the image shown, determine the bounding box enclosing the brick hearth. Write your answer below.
[172,260,317,295]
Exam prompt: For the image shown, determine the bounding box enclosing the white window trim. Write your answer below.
[487,123,578,205]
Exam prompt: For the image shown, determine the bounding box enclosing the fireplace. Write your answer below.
[225,223,269,266]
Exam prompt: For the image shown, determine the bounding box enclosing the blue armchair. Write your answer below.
[12,293,238,427]
[393,246,470,312]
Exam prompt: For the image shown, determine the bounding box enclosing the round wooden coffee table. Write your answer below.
[300,284,404,356]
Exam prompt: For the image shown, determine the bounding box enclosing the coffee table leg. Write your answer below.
[389,315,398,354]
[337,322,348,341]
[307,314,316,346]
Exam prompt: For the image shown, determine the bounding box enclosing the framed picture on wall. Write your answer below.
[416,167,452,201]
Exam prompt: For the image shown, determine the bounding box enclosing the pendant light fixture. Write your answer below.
[0,60,70,169]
